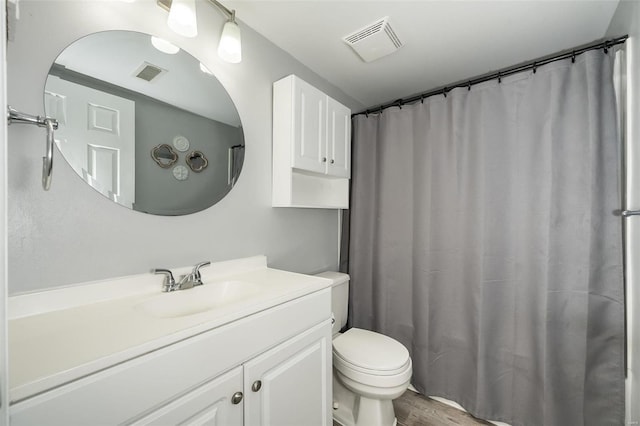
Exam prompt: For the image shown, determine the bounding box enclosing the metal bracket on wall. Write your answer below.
[7,106,59,190]
[622,210,640,217]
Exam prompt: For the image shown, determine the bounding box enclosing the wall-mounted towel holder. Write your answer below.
[622,210,640,217]
[7,106,59,190]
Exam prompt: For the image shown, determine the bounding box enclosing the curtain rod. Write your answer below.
[353,35,628,118]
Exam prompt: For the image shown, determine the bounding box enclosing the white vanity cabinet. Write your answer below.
[244,321,330,425]
[9,287,332,426]
[272,74,351,208]
[132,366,244,426]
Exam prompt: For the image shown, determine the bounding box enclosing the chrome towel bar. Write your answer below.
[622,210,640,217]
[7,106,59,190]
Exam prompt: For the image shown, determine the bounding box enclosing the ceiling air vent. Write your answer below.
[134,62,166,82]
[343,17,403,63]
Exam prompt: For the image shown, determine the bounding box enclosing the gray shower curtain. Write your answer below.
[348,50,624,426]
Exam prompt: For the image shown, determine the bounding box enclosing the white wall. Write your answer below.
[1,0,9,423]
[6,0,363,295]
[607,1,640,425]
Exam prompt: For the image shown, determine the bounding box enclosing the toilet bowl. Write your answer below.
[315,272,412,426]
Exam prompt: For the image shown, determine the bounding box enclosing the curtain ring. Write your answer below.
[420,95,424,104]
[533,62,537,74]
[603,42,609,54]
[498,72,502,83]
[396,100,402,110]
[379,106,383,115]
[443,87,447,98]
[467,81,471,91]
[571,50,576,63]
[365,110,369,118]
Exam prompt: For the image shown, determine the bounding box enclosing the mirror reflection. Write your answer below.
[186,151,208,172]
[44,30,245,216]
[151,144,179,168]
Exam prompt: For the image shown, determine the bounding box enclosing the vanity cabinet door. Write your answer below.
[243,320,332,426]
[128,366,243,426]
[291,77,327,175]
[326,97,351,178]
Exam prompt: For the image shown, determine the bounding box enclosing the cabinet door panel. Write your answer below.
[129,366,243,426]
[327,98,351,178]
[292,78,326,174]
[244,320,332,426]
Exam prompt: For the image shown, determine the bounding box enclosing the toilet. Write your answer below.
[316,271,412,426]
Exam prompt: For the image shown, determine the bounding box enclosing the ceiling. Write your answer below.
[228,0,620,110]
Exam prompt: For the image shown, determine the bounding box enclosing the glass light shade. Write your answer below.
[151,36,180,54]
[167,0,198,38]
[218,20,242,63]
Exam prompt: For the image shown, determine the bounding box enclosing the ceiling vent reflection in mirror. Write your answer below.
[134,62,166,82]
[343,16,403,63]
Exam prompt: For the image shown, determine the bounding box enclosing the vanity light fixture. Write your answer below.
[217,9,241,63]
[167,0,198,38]
[151,36,180,54]
[159,0,242,63]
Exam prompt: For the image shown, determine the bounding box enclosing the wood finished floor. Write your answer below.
[393,390,492,426]
[333,390,492,426]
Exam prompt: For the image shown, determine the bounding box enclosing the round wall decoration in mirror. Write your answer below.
[43,30,245,216]
[173,135,190,152]
[173,165,189,181]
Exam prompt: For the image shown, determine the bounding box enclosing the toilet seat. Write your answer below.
[333,328,412,388]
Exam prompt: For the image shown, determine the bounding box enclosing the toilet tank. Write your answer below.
[315,271,350,335]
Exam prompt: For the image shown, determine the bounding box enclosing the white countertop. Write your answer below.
[8,256,332,403]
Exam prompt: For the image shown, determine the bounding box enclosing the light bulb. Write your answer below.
[218,20,242,63]
[167,0,198,38]
[151,36,179,54]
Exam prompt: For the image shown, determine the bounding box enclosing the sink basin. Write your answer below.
[135,280,263,318]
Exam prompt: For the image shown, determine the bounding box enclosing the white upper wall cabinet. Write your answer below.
[326,97,351,178]
[291,77,327,175]
[273,75,351,209]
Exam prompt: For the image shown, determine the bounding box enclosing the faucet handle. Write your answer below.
[153,268,176,292]
[192,261,211,284]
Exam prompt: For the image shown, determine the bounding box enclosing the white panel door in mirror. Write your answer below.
[44,91,67,125]
[46,75,135,208]
[88,103,120,134]
[86,145,119,202]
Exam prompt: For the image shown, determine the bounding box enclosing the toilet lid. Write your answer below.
[332,328,410,373]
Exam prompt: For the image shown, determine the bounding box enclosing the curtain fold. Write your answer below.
[348,50,624,426]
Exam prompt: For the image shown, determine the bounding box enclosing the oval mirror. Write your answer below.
[43,30,245,216]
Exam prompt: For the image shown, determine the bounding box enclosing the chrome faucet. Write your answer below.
[177,261,211,290]
[153,262,211,292]
[153,268,177,292]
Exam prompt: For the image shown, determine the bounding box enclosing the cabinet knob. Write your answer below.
[322,157,327,163]
[252,380,262,392]
[330,159,335,164]
[231,391,243,404]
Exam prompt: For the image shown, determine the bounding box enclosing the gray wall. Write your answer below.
[7,0,363,295]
